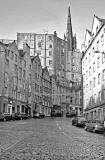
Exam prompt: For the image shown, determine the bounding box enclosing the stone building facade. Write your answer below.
[31,55,42,114]
[0,41,32,115]
[82,15,105,121]
[17,32,67,78]
[42,67,52,116]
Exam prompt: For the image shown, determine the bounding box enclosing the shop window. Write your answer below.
[3,103,6,113]
[22,105,24,112]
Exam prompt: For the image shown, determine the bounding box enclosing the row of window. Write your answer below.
[86,89,105,108]
[83,52,105,72]
[35,83,41,93]
[37,41,53,49]
[34,95,42,103]
[83,30,105,68]
[43,79,51,88]
[37,35,53,41]
[87,24,105,48]
[6,50,26,68]
[84,69,105,89]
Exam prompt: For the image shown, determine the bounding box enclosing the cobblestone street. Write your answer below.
[0,117,105,160]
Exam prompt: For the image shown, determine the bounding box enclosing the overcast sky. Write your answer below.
[0,0,105,49]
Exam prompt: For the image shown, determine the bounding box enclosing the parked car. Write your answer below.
[51,111,63,117]
[20,113,28,120]
[51,111,57,117]
[33,112,40,118]
[72,116,87,127]
[84,120,104,133]
[66,112,71,117]
[3,113,12,121]
[11,113,22,120]
[39,113,45,118]
[66,111,77,118]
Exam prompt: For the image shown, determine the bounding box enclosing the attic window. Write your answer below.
[88,40,90,45]
[92,33,94,38]
[96,26,98,33]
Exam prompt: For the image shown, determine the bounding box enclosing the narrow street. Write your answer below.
[0,118,105,160]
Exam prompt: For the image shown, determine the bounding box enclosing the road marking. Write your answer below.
[59,126,61,130]
[0,121,28,129]
[56,121,62,130]
[62,132,71,138]
[0,131,33,154]
[56,123,59,126]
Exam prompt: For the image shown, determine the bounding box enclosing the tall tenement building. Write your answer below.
[17,32,67,78]
[82,15,105,121]
[16,5,82,115]
[17,6,82,84]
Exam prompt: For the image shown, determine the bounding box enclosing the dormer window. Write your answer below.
[88,40,90,45]
[101,34,104,46]
[92,47,95,57]
[97,40,99,51]
[92,33,94,39]
[96,26,98,33]
[97,56,100,68]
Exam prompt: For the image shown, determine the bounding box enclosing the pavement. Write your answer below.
[0,117,105,160]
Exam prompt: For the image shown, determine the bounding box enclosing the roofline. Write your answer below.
[82,23,104,59]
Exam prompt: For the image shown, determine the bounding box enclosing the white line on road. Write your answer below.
[59,126,61,130]
[56,121,62,130]
[62,131,72,140]
[0,131,33,154]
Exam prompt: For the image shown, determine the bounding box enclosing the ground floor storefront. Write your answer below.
[83,104,105,121]
[43,106,51,116]
[32,102,51,117]
[66,104,82,116]
[0,96,31,115]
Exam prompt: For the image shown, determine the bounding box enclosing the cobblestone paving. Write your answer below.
[0,118,105,160]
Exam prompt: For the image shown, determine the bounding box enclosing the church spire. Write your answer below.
[66,5,73,51]
[73,33,77,50]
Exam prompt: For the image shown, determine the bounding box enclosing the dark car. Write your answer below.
[11,113,22,120]
[51,111,57,117]
[3,113,12,121]
[72,116,87,127]
[84,120,104,133]
[39,113,45,118]
[66,112,71,117]
[66,111,77,118]
[20,113,28,120]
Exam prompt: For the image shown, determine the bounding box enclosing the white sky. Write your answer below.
[0,0,105,49]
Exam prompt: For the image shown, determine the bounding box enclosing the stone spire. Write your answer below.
[73,33,77,50]
[66,6,73,51]
[64,33,66,41]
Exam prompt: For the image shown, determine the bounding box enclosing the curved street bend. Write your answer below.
[0,118,105,160]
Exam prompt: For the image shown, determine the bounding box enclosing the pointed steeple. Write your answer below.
[66,5,73,51]
[64,33,66,40]
[73,33,77,50]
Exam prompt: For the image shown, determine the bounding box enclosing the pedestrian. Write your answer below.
[103,118,105,136]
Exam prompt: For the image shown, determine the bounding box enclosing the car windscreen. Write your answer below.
[79,118,86,121]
